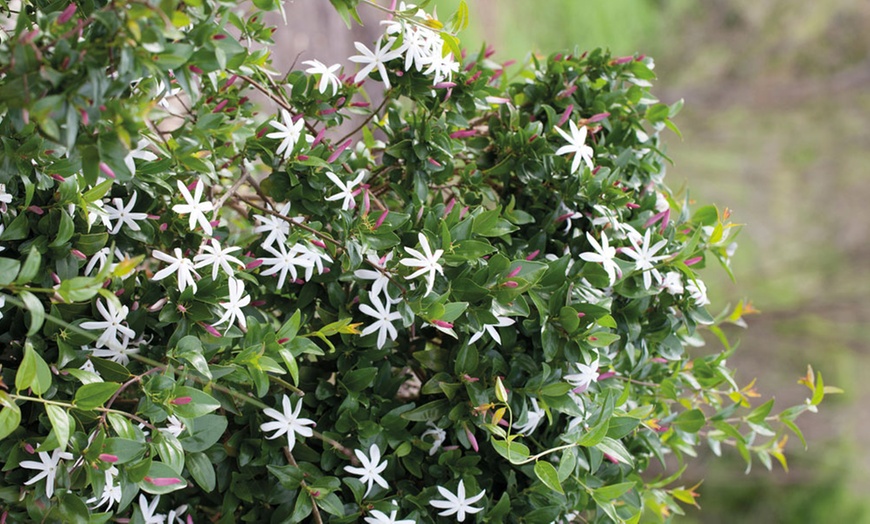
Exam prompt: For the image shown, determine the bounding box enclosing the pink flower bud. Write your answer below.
[350,101,370,108]
[432,320,453,329]
[51,174,66,183]
[507,266,522,278]
[144,476,183,487]
[24,443,35,454]
[27,205,44,215]
[449,129,477,139]
[224,74,238,89]
[502,281,518,288]
[443,198,456,217]
[651,357,668,363]
[577,312,586,318]
[588,112,610,123]
[98,162,115,179]
[311,128,326,148]
[612,56,634,65]
[51,273,61,285]
[148,297,168,312]
[212,99,228,113]
[319,108,337,116]
[327,139,352,164]
[188,65,204,74]
[212,34,226,40]
[114,288,125,297]
[200,323,221,337]
[525,250,540,261]
[462,374,479,383]
[597,371,616,381]
[465,70,482,84]
[70,249,87,260]
[297,154,309,161]
[428,158,442,168]
[99,453,118,463]
[685,256,702,266]
[58,4,76,24]
[604,453,620,464]
[374,209,389,230]
[626,202,640,209]
[433,82,456,89]
[251,299,267,307]
[485,45,496,58]
[171,396,192,405]
[464,426,479,452]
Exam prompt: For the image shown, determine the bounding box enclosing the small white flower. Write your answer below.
[349,36,403,89]
[80,299,136,352]
[660,271,683,295]
[364,507,416,524]
[344,443,389,498]
[354,252,394,302]
[20,449,74,499]
[399,233,444,296]
[193,239,243,280]
[359,290,402,349]
[172,180,215,236]
[514,397,545,435]
[0,294,6,321]
[260,394,315,452]
[84,247,127,277]
[124,139,159,175]
[621,228,668,290]
[259,242,314,289]
[303,59,342,96]
[565,359,600,391]
[555,120,595,174]
[686,278,711,306]
[422,51,459,85]
[89,334,139,366]
[468,315,515,346]
[325,170,366,211]
[421,422,446,456]
[429,479,486,522]
[297,242,333,281]
[579,231,621,286]
[159,415,186,439]
[103,191,149,234]
[253,201,300,248]
[138,493,166,524]
[0,224,5,253]
[213,277,251,331]
[152,247,200,293]
[267,109,307,160]
[87,466,122,510]
[0,183,12,208]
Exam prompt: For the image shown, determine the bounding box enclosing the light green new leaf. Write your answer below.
[74,382,121,410]
[0,395,21,441]
[45,404,72,451]
[20,291,45,337]
[187,452,216,491]
[17,342,52,395]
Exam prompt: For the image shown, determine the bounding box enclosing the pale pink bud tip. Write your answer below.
[24,443,35,454]
[449,129,477,139]
[98,454,119,463]
[145,477,183,486]
[58,4,76,24]
[311,239,327,249]
[327,139,353,164]
[651,357,668,363]
[577,312,586,318]
[507,266,522,278]
[51,273,62,285]
[171,396,193,405]
[427,158,442,167]
[51,174,66,182]
[462,374,479,383]
[502,281,518,288]
[433,82,456,89]
[432,320,453,329]
[612,56,634,65]
[443,198,456,217]
[685,256,702,266]
[159,223,168,231]
[588,112,610,123]
[597,371,616,381]
[297,155,309,161]
[525,250,540,261]
[465,426,479,452]
[98,162,115,179]
[212,99,228,113]
[626,202,640,209]
[555,212,575,223]
[604,453,620,464]
[26,205,43,215]
[70,249,87,260]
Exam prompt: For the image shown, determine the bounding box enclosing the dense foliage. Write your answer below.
[0,0,834,522]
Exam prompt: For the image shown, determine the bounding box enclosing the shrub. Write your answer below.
[0,1,834,522]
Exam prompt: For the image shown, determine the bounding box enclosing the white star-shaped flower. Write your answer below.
[80,299,136,351]
[20,448,74,499]
[303,59,342,96]
[622,228,668,289]
[399,233,444,296]
[159,415,186,439]
[325,170,366,211]
[172,180,215,236]
[660,271,684,295]
[213,277,251,331]
[354,252,394,303]
[86,465,122,510]
[297,243,333,281]
[349,36,403,89]
[364,507,416,524]
[468,315,515,345]
[344,443,389,498]
[89,333,140,366]
[0,183,12,209]
[429,479,486,522]
[193,239,243,280]
[421,422,446,456]
[259,242,314,289]
[555,120,595,174]
[514,397,546,435]
[152,247,200,293]
[253,201,300,248]
[267,109,307,160]
[359,290,402,349]
[565,359,600,392]
[422,50,459,85]
[260,394,315,452]
[103,191,149,234]
[686,278,711,306]
[579,231,621,286]
[138,494,166,524]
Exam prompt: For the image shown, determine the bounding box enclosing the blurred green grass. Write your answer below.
[432,0,870,521]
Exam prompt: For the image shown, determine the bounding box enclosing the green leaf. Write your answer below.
[15,246,41,284]
[341,367,378,393]
[0,258,22,285]
[138,461,186,494]
[0,396,22,440]
[491,437,530,464]
[180,414,228,453]
[74,382,121,410]
[17,341,52,394]
[46,404,72,450]
[20,291,45,336]
[316,493,345,517]
[153,432,185,474]
[187,452,216,491]
[533,460,564,494]
[401,399,450,421]
[747,398,775,424]
[594,481,636,502]
[595,437,633,466]
[673,409,706,433]
[454,344,478,375]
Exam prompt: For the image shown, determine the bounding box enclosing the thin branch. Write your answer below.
[283,449,323,524]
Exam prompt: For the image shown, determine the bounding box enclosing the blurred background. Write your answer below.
[281,1,870,521]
